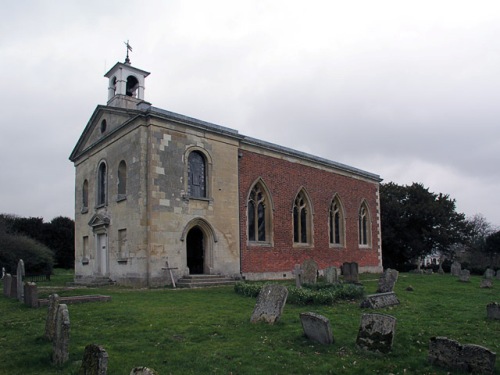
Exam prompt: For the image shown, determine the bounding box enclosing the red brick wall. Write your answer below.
[238,148,381,274]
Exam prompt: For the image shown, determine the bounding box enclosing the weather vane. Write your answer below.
[124,40,133,64]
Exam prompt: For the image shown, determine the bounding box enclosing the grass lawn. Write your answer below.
[0,270,498,374]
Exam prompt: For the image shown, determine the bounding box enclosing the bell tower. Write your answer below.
[104,42,150,109]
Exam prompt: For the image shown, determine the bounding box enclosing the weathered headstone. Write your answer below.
[484,268,495,279]
[16,259,25,302]
[356,313,396,354]
[292,264,303,288]
[3,273,12,297]
[23,282,38,308]
[302,259,318,284]
[130,367,158,375]
[10,275,17,298]
[45,293,60,341]
[376,268,399,293]
[428,336,496,375]
[81,344,108,375]
[300,312,334,345]
[360,292,400,309]
[324,266,338,284]
[459,269,470,282]
[52,303,70,365]
[450,261,461,276]
[480,279,493,288]
[342,262,359,283]
[486,302,500,320]
[250,284,288,324]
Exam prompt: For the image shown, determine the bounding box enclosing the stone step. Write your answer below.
[176,275,236,288]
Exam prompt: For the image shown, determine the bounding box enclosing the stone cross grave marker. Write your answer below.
[24,282,38,308]
[3,273,12,297]
[52,303,70,365]
[130,367,158,375]
[450,261,461,276]
[486,302,500,320]
[45,293,60,341]
[81,344,108,375]
[342,262,359,283]
[428,336,496,375]
[302,259,318,284]
[459,269,470,282]
[324,266,338,284]
[300,312,334,345]
[16,259,25,302]
[250,284,288,324]
[292,264,303,288]
[484,268,495,279]
[356,313,396,354]
[376,268,399,293]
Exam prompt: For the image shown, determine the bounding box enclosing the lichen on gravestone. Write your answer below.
[52,304,70,365]
[356,313,396,354]
[45,293,60,341]
[250,284,288,324]
[80,343,108,375]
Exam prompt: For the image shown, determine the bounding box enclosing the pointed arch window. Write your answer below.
[117,160,127,200]
[188,151,206,198]
[358,201,371,246]
[248,182,272,243]
[329,196,344,246]
[293,190,312,244]
[97,162,107,206]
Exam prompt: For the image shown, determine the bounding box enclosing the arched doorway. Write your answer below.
[186,226,204,274]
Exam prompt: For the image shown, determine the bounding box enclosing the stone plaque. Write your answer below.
[16,259,25,302]
[45,293,60,341]
[360,292,400,309]
[459,269,470,282]
[324,266,338,284]
[3,273,12,297]
[356,313,396,354]
[81,344,108,375]
[302,259,318,284]
[450,261,461,276]
[342,262,359,283]
[300,312,334,345]
[23,282,38,308]
[428,337,496,375]
[487,302,500,320]
[52,304,70,365]
[376,268,399,293]
[250,284,288,324]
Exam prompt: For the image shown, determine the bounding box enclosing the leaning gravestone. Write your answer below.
[23,282,38,308]
[250,284,288,324]
[3,273,12,297]
[81,344,108,375]
[324,266,338,284]
[450,261,461,276]
[52,304,70,365]
[487,302,500,320]
[300,312,334,345]
[428,336,496,375]
[356,313,396,354]
[302,259,318,284]
[130,367,158,375]
[376,268,399,293]
[360,292,400,309]
[484,268,495,279]
[45,293,60,341]
[459,269,470,282]
[16,259,25,302]
[342,262,359,283]
[292,264,303,288]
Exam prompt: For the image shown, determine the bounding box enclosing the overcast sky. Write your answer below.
[1,1,499,227]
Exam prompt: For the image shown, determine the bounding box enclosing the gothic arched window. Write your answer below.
[248,182,272,243]
[188,151,206,198]
[329,196,344,246]
[293,190,312,244]
[359,201,371,246]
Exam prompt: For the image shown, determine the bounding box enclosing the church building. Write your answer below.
[70,56,383,287]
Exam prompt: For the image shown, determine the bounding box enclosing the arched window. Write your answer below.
[82,180,89,212]
[359,201,371,246]
[117,160,127,199]
[248,181,272,243]
[126,75,139,97]
[97,162,107,206]
[293,190,312,244]
[329,196,344,246]
[188,151,206,198]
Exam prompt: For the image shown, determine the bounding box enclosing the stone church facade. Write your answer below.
[70,59,383,287]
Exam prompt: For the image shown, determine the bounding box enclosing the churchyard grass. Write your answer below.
[1,272,499,374]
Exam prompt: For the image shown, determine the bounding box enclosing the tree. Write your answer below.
[380,182,471,270]
[485,230,500,267]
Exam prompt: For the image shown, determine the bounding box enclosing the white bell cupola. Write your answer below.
[104,48,150,109]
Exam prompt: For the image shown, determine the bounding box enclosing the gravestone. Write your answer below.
[250,284,288,324]
[356,313,396,354]
[376,268,399,293]
[302,259,318,284]
[484,268,495,279]
[450,261,461,276]
[324,266,338,284]
[81,344,108,375]
[486,302,500,320]
[459,269,470,282]
[300,312,334,345]
[497,270,500,280]
[480,279,493,288]
[130,367,158,375]
[292,264,303,288]
[10,275,17,298]
[428,336,496,375]
[45,293,60,341]
[3,273,12,297]
[342,262,359,283]
[23,282,38,307]
[360,292,400,309]
[16,259,25,302]
[52,304,70,365]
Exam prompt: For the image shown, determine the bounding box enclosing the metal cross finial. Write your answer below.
[124,40,133,64]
